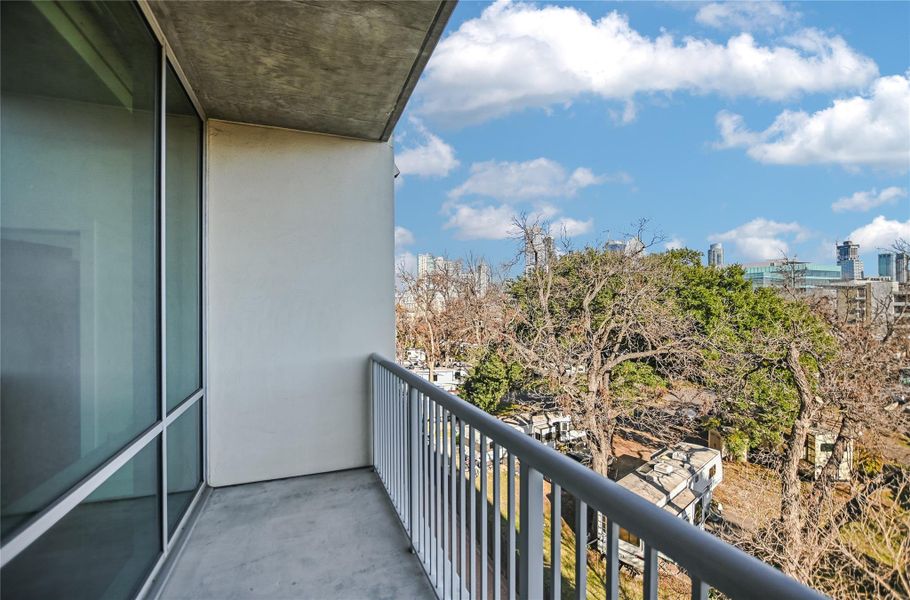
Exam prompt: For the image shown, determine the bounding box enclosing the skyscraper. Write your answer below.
[708,243,724,267]
[897,253,909,284]
[524,226,554,273]
[836,240,863,281]
[879,253,896,279]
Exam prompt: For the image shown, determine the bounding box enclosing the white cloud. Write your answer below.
[396,251,417,277]
[716,73,910,171]
[443,203,519,240]
[664,237,685,251]
[417,1,877,124]
[449,158,627,200]
[709,218,811,261]
[831,186,907,213]
[552,216,593,237]
[848,216,910,251]
[395,226,415,247]
[394,119,459,178]
[442,201,591,241]
[695,1,799,33]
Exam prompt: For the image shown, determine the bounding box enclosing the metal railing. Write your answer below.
[370,354,825,600]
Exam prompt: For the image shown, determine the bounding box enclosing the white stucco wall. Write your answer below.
[206,120,395,487]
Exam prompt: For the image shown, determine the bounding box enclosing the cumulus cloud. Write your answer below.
[442,201,591,241]
[394,119,459,178]
[695,1,799,33]
[396,251,417,278]
[552,216,594,237]
[715,73,910,171]
[443,203,519,240]
[848,216,910,251]
[831,186,907,213]
[416,0,877,124]
[449,158,627,200]
[709,218,811,261]
[664,237,685,251]
[395,226,415,247]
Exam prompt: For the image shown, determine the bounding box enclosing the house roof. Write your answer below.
[144,0,456,141]
[616,442,718,508]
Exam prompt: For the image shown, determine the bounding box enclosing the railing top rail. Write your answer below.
[371,354,826,600]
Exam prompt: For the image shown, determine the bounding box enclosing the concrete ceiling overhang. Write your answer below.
[146,0,456,141]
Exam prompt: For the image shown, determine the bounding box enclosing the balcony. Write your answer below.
[142,355,824,600]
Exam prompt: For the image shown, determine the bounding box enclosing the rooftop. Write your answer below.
[617,442,719,507]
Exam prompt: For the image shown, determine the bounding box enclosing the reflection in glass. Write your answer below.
[167,401,203,537]
[0,441,161,600]
[0,1,159,538]
[166,64,202,411]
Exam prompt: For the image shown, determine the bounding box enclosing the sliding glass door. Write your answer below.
[1,2,204,597]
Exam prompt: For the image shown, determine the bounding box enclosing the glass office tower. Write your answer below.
[1,2,203,597]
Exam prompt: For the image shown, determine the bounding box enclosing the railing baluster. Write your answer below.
[409,386,419,548]
[507,453,516,600]
[440,412,452,598]
[690,576,708,600]
[518,462,543,600]
[550,482,561,600]
[574,498,586,600]
[469,426,477,599]
[605,519,618,600]
[450,412,457,599]
[459,419,466,600]
[433,401,440,589]
[643,543,658,600]
[381,368,386,484]
[423,394,429,564]
[480,434,488,600]
[492,443,501,600]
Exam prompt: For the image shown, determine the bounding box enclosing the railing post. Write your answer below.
[409,384,419,551]
[518,462,543,600]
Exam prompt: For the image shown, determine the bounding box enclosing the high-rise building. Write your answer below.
[524,226,554,273]
[708,243,724,267]
[836,240,863,281]
[896,253,909,284]
[879,253,896,279]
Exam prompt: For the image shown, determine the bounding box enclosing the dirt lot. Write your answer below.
[712,461,782,534]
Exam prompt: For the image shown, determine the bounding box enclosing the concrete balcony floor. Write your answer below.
[158,469,435,600]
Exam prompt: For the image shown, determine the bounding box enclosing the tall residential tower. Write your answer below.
[708,243,724,267]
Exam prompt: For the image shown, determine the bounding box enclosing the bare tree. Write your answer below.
[715,280,910,592]
[396,254,506,379]
[504,218,702,475]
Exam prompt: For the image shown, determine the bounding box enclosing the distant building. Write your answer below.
[417,253,461,278]
[475,260,492,296]
[500,411,583,448]
[879,253,896,279]
[412,366,467,393]
[836,240,863,281]
[896,253,909,284]
[596,443,723,567]
[830,278,897,330]
[606,238,645,256]
[524,226,554,274]
[742,260,841,290]
[707,243,724,267]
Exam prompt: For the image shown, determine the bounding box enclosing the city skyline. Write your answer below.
[393,1,909,275]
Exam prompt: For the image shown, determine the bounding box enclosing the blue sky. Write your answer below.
[392,1,910,274]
